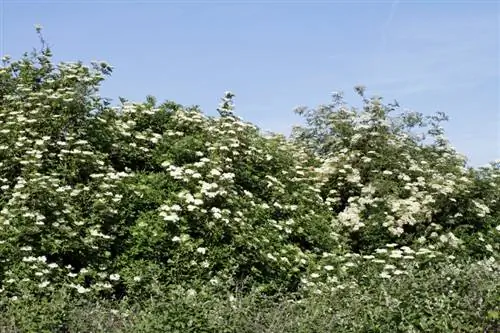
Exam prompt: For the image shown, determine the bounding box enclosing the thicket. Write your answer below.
[0,28,498,332]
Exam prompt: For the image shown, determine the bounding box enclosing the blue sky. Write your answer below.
[1,0,498,166]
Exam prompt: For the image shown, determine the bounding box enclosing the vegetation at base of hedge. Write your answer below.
[0,27,498,332]
[0,261,498,332]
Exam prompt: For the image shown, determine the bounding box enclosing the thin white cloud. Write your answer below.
[372,0,400,79]
[366,14,498,97]
[381,0,400,51]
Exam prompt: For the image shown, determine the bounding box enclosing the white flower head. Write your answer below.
[109,274,120,281]
[196,247,207,255]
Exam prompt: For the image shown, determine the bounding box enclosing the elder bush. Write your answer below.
[292,87,499,257]
[0,30,349,301]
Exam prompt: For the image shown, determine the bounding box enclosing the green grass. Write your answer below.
[1,260,497,333]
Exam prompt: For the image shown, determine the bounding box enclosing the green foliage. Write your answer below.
[0,261,497,332]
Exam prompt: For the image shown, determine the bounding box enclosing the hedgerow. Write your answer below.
[0,27,498,332]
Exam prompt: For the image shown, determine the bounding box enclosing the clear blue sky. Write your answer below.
[1,0,498,166]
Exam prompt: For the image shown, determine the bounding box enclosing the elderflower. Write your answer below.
[109,274,120,281]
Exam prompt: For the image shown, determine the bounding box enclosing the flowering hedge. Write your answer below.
[0,29,498,304]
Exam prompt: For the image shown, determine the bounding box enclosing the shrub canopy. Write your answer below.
[0,30,498,303]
